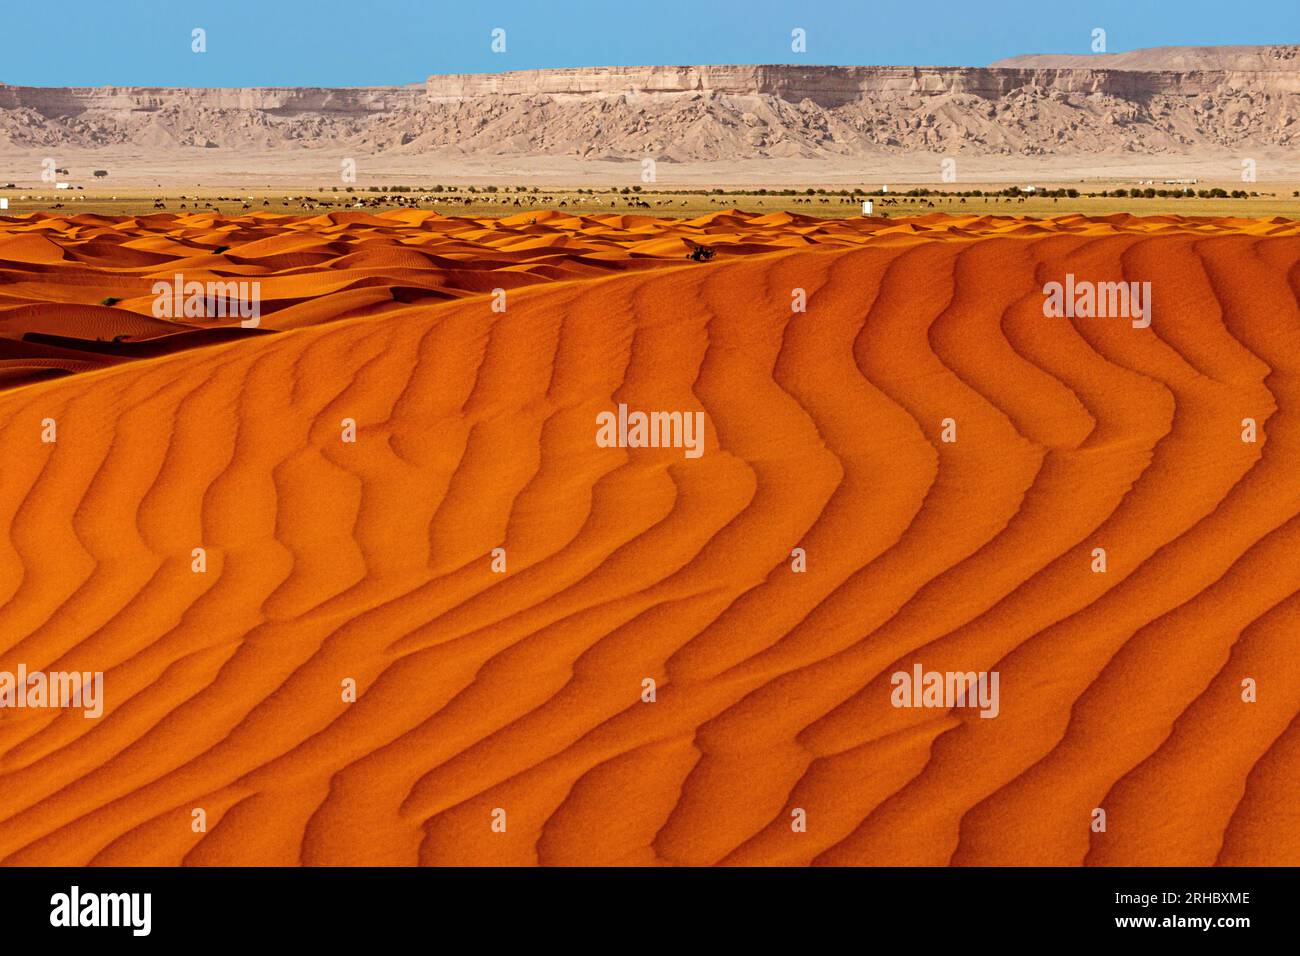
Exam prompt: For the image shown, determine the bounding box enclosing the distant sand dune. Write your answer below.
[0,212,1296,865]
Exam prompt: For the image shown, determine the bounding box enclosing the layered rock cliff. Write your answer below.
[425,59,1300,101]
[0,47,1296,160]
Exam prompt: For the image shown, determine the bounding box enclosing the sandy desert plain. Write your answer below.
[6,182,1300,220]
[3,148,1299,219]
[1,51,1299,868]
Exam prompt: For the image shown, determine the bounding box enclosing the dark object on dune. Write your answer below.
[686,246,716,262]
[99,296,121,306]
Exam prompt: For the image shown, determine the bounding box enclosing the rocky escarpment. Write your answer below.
[425,60,1300,101]
[0,85,425,150]
[417,59,1300,159]
[1,48,1297,160]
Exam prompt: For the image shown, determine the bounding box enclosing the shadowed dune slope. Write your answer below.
[0,217,1297,866]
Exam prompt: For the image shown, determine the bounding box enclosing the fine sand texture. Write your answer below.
[0,211,1297,865]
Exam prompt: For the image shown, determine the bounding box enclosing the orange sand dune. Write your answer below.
[2,209,1297,390]
[0,213,1297,866]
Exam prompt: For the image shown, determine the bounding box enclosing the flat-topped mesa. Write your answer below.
[993,43,1300,71]
[0,84,426,115]
[425,60,1300,105]
[425,65,1006,105]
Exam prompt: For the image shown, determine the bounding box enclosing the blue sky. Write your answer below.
[5,0,1296,87]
